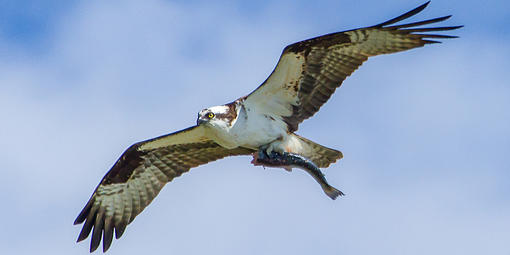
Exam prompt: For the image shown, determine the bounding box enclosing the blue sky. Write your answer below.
[1,0,509,254]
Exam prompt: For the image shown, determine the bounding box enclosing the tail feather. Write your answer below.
[292,134,343,168]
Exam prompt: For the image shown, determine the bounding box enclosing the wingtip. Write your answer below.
[103,241,113,253]
[76,235,86,243]
[409,1,431,15]
[421,1,431,10]
[75,197,94,225]
[90,233,101,253]
[375,1,432,28]
[421,34,459,39]
[90,245,99,253]
[423,39,441,44]
[114,224,127,239]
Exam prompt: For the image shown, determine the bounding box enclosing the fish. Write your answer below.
[252,150,344,199]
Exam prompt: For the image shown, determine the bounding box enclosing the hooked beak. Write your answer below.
[197,118,207,126]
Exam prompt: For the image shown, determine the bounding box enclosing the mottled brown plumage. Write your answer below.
[75,2,461,252]
[247,1,461,132]
[74,126,254,252]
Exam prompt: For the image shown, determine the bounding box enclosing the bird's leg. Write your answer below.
[251,148,344,200]
[251,148,291,170]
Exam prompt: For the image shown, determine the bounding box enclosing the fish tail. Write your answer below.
[323,185,345,200]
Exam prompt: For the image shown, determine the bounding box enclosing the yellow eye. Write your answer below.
[207,112,215,119]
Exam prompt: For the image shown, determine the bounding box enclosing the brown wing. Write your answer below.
[245,1,462,132]
[74,125,254,252]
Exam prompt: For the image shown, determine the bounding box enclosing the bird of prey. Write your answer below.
[75,1,461,252]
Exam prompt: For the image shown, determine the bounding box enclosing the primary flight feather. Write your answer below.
[75,1,461,252]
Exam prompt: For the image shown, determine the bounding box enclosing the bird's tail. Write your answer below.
[291,134,343,168]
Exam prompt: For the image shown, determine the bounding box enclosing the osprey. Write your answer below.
[75,2,461,252]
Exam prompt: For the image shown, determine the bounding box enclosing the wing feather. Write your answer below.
[245,2,461,132]
[74,125,254,252]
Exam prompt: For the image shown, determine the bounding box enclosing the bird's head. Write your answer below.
[197,105,237,129]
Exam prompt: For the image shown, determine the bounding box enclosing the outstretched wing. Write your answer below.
[245,1,462,132]
[74,125,254,252]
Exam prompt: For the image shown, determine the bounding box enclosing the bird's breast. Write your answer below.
[228,108,287,149]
